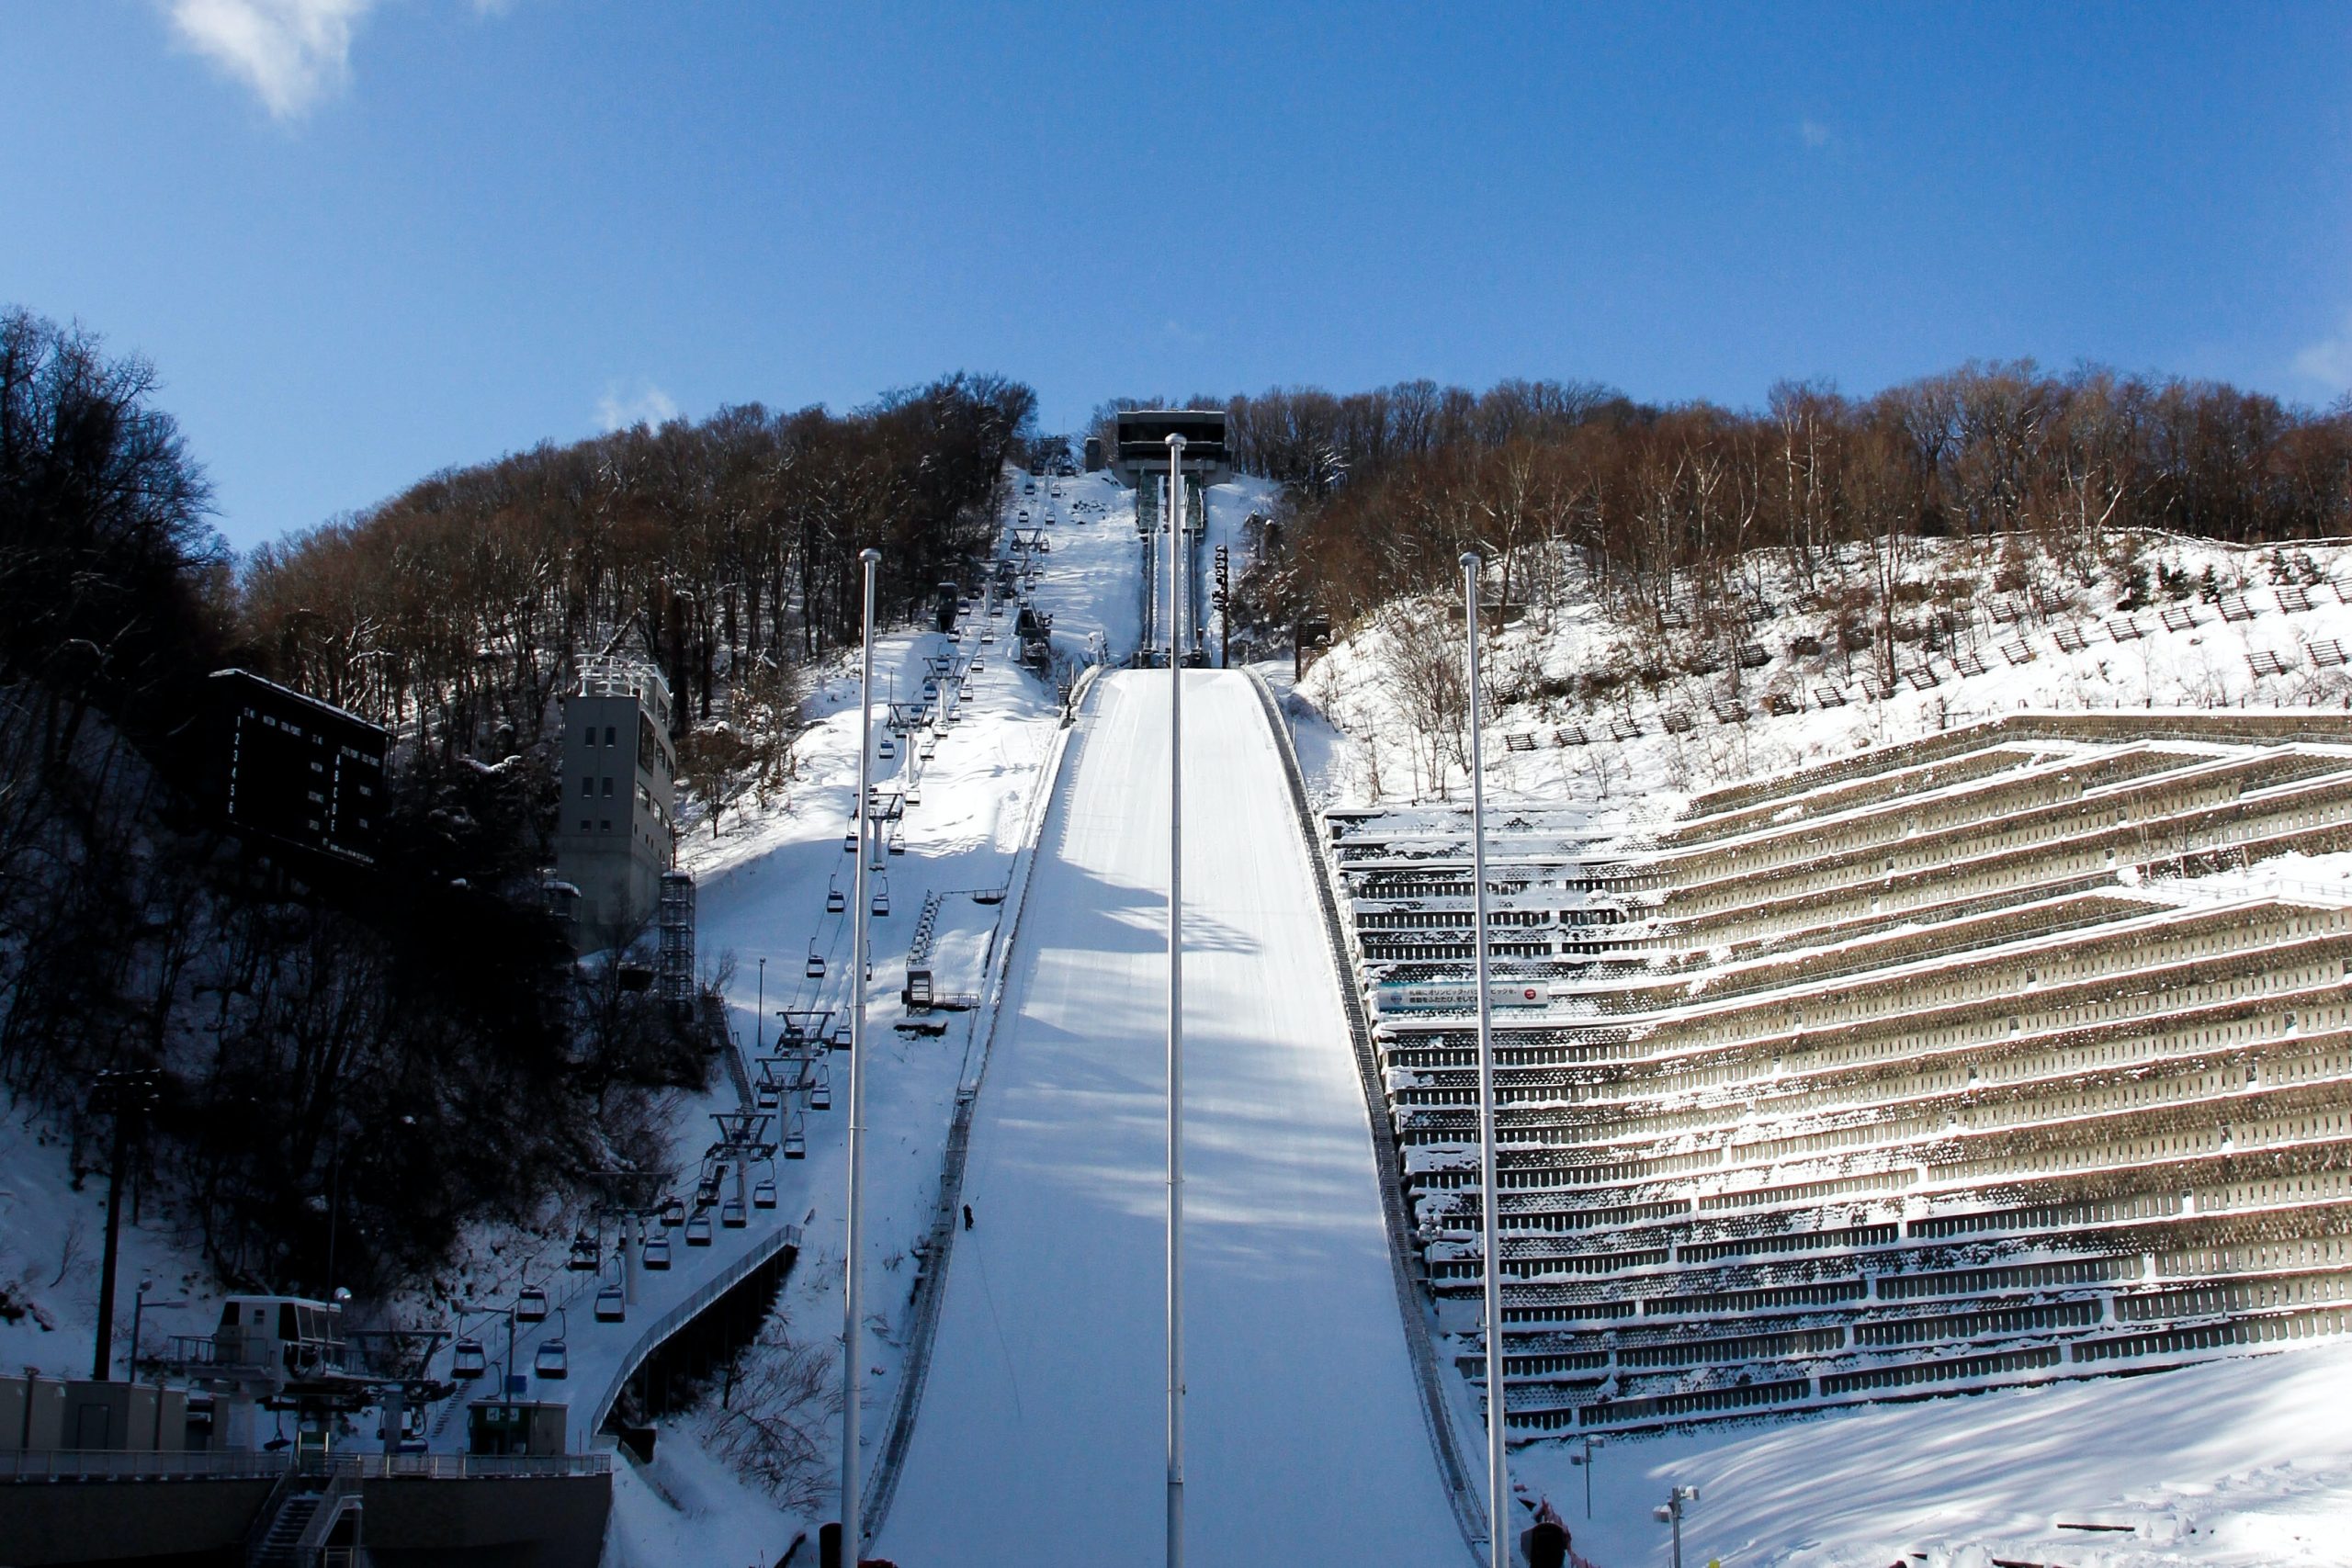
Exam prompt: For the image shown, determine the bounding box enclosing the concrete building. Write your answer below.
[555,657,678,945]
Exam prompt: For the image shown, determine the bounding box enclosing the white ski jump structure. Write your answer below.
[878,671,1469,1563]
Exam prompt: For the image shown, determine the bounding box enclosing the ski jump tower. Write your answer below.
[1114,410,1227,665]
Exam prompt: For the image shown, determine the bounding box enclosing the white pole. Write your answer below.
[842,547,880,1561]
[1165,432,1188,1568]
[1463,551,1509,1568]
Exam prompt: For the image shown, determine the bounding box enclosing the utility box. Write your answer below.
[0,1375,68,1452]
[554,657,678,947]
[16,1376,65,1450]
[60,1382,173,1451]
[468,1400,570,1457]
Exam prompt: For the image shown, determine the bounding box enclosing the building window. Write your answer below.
[581,777,594,798]
[581,819,592,831]
[605,726,617,746]
[602,777,614,796]
[600,819,612,832]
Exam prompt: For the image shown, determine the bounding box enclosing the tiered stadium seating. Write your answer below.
[1330,710,2352,1433]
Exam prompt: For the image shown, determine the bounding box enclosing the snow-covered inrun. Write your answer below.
[878,670,1464,1565]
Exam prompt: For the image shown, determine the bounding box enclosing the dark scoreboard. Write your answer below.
[1114,409,1227,468]
[208,669,390,868]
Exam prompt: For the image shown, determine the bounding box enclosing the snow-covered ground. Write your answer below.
[598,473,1146,1550]
[0,1119,215,1382]
[1281,529,2352,1568]
[1301,533,2352,811]
[605,469,1308,1560]
[1520,1338,2352,1568]
[879,670,1464,1565]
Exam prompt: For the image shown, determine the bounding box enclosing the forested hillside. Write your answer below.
[0,304,1035,1308]
[1190,367,2352,643]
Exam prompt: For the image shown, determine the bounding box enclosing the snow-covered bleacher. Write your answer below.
[1329,710,2352,1435]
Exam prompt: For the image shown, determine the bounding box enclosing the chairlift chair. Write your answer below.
[752,1177,777,1210]
[878,736,897,761]
[889,829,907,856]
[660,1197,684,1228]
[843,829,858,853]
[755,1079,779,1111]
[720,1197,748,1229]
[451,1338,487,1380]
[810,1066,831,1111]
[567,1231,599,1271]
[826,876,846,914]
[685,1213,713,1247]
[872,881,891,918]
[642,1235,672,1270]
[515,1286,549,1324]
[534,1339,569,1380]
[806,943,826,979]
[907,783,922,807]
[594,1285,626,1324]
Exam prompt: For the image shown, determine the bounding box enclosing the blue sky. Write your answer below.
[6,2,2348,551]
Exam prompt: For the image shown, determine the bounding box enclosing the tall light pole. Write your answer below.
[1568,1432,1604,1518]
[128,1278,185,1380]
[1165,431,1188,1568]
[841,547,881,1563]
[1654,1484,1699,1568]
[1462,552,1509,1568]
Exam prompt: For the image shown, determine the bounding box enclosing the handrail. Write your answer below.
[0,1448,609,1484]
[585,1219,799,1444]
[238,1456,301,1562]
[288,1472,360,1562]
[1248,669,1490,1567]
[862,669,1091,1541]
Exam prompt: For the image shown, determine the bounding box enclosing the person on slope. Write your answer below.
[1523,1496,1570,1568]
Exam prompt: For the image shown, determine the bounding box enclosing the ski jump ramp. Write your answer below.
[878,670,1464,1564]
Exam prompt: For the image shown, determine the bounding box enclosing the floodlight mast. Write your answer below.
[1463,551,1509,1568]
[840,547,880,1561]
[1165,431,1188,1568]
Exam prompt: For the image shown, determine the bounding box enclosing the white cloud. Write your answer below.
[167,0,376,119]
[1799,118,1835,152]
[2294,310,2352,392]
[595,382,680,434]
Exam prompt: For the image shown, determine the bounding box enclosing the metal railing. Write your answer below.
[587,1222,799,1442]
[288,1472,360,1563]
[1248,669,1488,1568]
[4,1448,290,1483]
[0,1447,607,1484]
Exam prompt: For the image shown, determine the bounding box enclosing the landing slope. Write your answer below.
[879,669,1461,1563]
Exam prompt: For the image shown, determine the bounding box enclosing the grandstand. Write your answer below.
[1328,709,2352,1435]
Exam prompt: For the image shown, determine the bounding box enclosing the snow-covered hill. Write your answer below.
[1299,532,2352,815]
